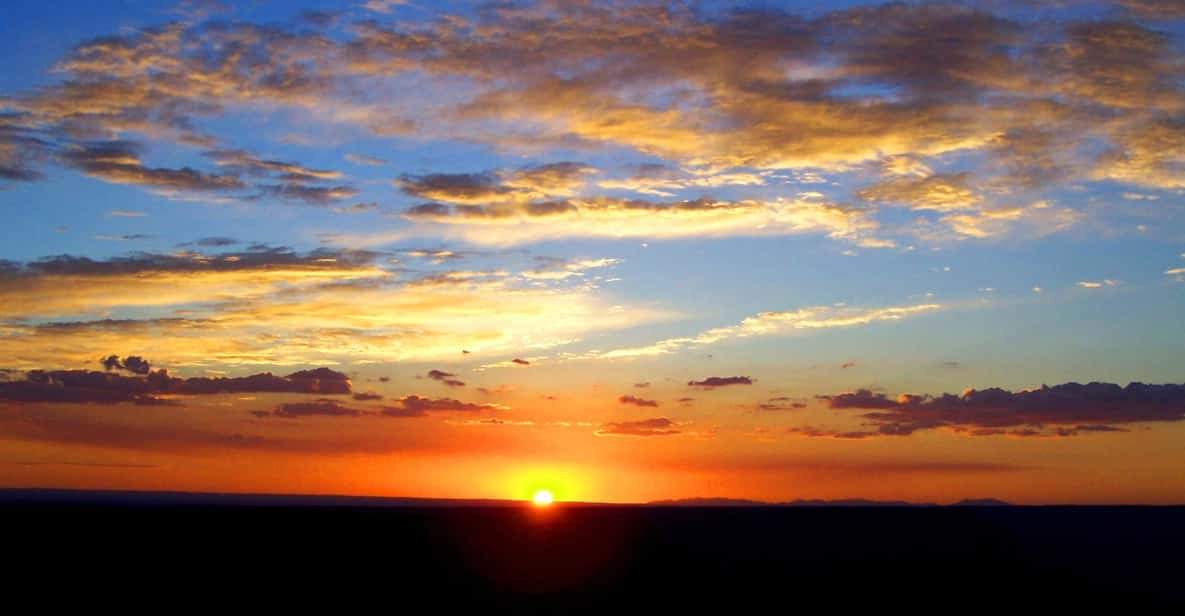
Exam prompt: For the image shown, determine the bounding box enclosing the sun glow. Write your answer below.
[532,489,555,506]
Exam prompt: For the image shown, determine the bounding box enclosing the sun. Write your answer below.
[532,489,554,506]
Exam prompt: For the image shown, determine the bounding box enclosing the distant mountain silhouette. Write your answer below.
[0,488,530,508]
[649,497,933,507]
[0,488,1013,508]
[951,498,1012,507]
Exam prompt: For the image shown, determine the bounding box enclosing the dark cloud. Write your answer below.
[95,234,153,241]
[633,382,651,388]
[596,417,680,437]
[335,202,380,213]
[818,382,1185,437]
[397,162,593,206]
[397,172,506,204]
[352,392,384,401]
[0,365,352,405]
[618,394,659,408]
[193,237,239,247]
[380,395,502,418]
[1119,0,1185,18]
[824,389,900,410]
[59,141,246,192]
[205,149,342,182]
[756,397,807,411]
[272,398,362,418]
[511,358,530,366]
[688,376,753,389]
[0,113,53,182]
[257,183,359,205]
[0,246,379,279]
[403,202,451,218]
[787,426,880,440]
[427,369,465,388]
[100,355,151,375]
[299,10,339,28]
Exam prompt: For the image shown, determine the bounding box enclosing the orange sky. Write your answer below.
[3,0,1185,504]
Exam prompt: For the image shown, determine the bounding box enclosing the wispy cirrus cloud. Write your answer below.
[584,302,942,360]
[0,246,671,368]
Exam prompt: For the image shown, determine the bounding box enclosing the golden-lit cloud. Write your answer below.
[857,173,981,212]
[0,248,672,368]
[2,1,1180,244]
[585,302,942,360]
[399,196,885,246]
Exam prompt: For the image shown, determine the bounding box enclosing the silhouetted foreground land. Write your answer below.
[4,490,1183,606]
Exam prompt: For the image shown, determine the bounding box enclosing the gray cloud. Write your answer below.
[815,382,1185,438]
[596,417,680,437]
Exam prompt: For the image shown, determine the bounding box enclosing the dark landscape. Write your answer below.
[4,489,1183,606]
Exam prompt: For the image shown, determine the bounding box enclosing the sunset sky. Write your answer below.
[2,0,1184,504]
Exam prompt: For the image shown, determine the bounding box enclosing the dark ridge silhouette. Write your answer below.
[953,497,1013,507]
[3,489,1182,607]
[650,497,930,507]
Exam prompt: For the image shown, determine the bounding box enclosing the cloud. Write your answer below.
[362,0,407,14]
[344,153,386,166]
[597,165,770,197]
[618,394,659,408]
[0,246,386,320]
[100,354,151,375]
[1119,0,1185,18]
[108,210,147,217]
[595,417,680,437]
[0,246,664,368]
[59,141,246,193]
[397,162,596,207]
[272,398,362,418]
[381,395,504,418]
[400,195,883,247]
[10,3,1177,245]
[756,397,807,411]
[427,369,465,388]
[95,234,152,241]
[205,149,342,181]
[511,358,530,366]
[194,237,239,247]
[688,376,753,389]
[857,173,981,212]
[258,183,359,205]
[3,3,1181,221]
[1076,279,1120,289]
[814,381,1185,438]
[0,364,351,405]
[56,142,357,204]
[521,256,620,280]
[588,302,942,359]
[352,392,383,401]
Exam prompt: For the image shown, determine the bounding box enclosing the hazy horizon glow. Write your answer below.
[2,0,1184,505]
